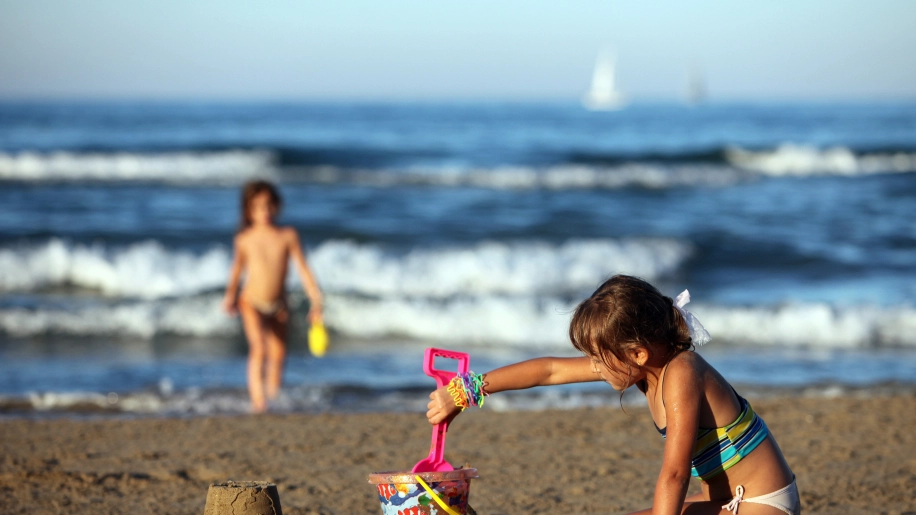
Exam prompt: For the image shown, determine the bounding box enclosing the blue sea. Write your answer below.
[1,101,915,416]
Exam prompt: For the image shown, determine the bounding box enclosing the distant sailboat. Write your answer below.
[684,65,706,106]
[582,49,627,111]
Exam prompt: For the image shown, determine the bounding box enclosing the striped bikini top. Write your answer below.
[656,393,770,481]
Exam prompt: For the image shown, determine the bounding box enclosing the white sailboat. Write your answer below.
[582,49,627,111]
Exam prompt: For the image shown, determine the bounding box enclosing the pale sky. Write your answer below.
[1,0,915,101]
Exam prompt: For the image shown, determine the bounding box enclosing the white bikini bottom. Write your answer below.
[722,477,800,515]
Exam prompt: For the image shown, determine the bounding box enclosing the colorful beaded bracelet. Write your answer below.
[447,372,487,410]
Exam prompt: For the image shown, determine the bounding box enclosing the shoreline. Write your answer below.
[2,380,915,419]
[1,395,914,514]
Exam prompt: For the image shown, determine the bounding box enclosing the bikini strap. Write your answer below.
[730,385,745,412]
[658,356,673,408]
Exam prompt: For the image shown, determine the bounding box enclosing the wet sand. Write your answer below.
[1,395,914,514]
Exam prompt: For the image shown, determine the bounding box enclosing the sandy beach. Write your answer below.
[1,394,914,514]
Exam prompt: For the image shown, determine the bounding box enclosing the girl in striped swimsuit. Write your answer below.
[427,275,800,515]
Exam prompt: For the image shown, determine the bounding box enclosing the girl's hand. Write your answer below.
[427,385,462,425]
[308,305,323,324]
[221,295,238,316]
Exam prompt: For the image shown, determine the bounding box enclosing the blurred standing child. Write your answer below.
[222,180,323,413]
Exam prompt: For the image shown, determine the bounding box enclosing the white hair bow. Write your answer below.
[674,290,711,346]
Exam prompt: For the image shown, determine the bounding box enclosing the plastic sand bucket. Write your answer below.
[368,468,478,515]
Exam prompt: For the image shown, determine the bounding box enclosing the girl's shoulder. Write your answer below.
[278,225,301,241]
[668,350,704,373]
[663,351,711,390]
[666,351,738,414]
[234,228,253,244]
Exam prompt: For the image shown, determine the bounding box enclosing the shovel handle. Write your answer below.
[422,347,469,471]
[423,348,470,387]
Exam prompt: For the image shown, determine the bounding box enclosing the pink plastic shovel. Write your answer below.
[411,347,470,473]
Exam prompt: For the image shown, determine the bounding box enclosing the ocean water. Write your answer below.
[1,101,915,416]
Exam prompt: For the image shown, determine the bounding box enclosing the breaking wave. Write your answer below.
[294,164,744,189]
[324,297,916,348]
[2,292,914,349]
[695,303,916,349]
[0,239,233,298]
[0,237,692,299]
[724,144,916,177]
[0,295,236,339]
[310,238,691,298]
[1,144,914,187]
[0,150,276,183]
[3,238,913,348]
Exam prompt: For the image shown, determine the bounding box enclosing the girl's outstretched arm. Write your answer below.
[221,236,245,316]
[648,359,701,515]
[427,357,599,424]
[288,229,323,323]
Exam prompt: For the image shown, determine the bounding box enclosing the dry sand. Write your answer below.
[1,395,914,514]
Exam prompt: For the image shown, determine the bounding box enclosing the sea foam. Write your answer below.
[725,144,916,176]
[300,164,743,190]
[0,295,235,338]
[309,238,691,298]
[0,237,691,299]
[2,293,914,350]
[0,150,276,183]
[0,239,232,298]
[3,238,913,349]
[2,145,914,188]
[323,296,916,348]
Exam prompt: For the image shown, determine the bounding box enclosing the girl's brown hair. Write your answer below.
[239,180,282,232]
[569,275,692,389]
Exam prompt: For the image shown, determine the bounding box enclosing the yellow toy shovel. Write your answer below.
[308,320,329,357]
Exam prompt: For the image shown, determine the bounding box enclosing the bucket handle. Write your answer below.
[414,475,461,515]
